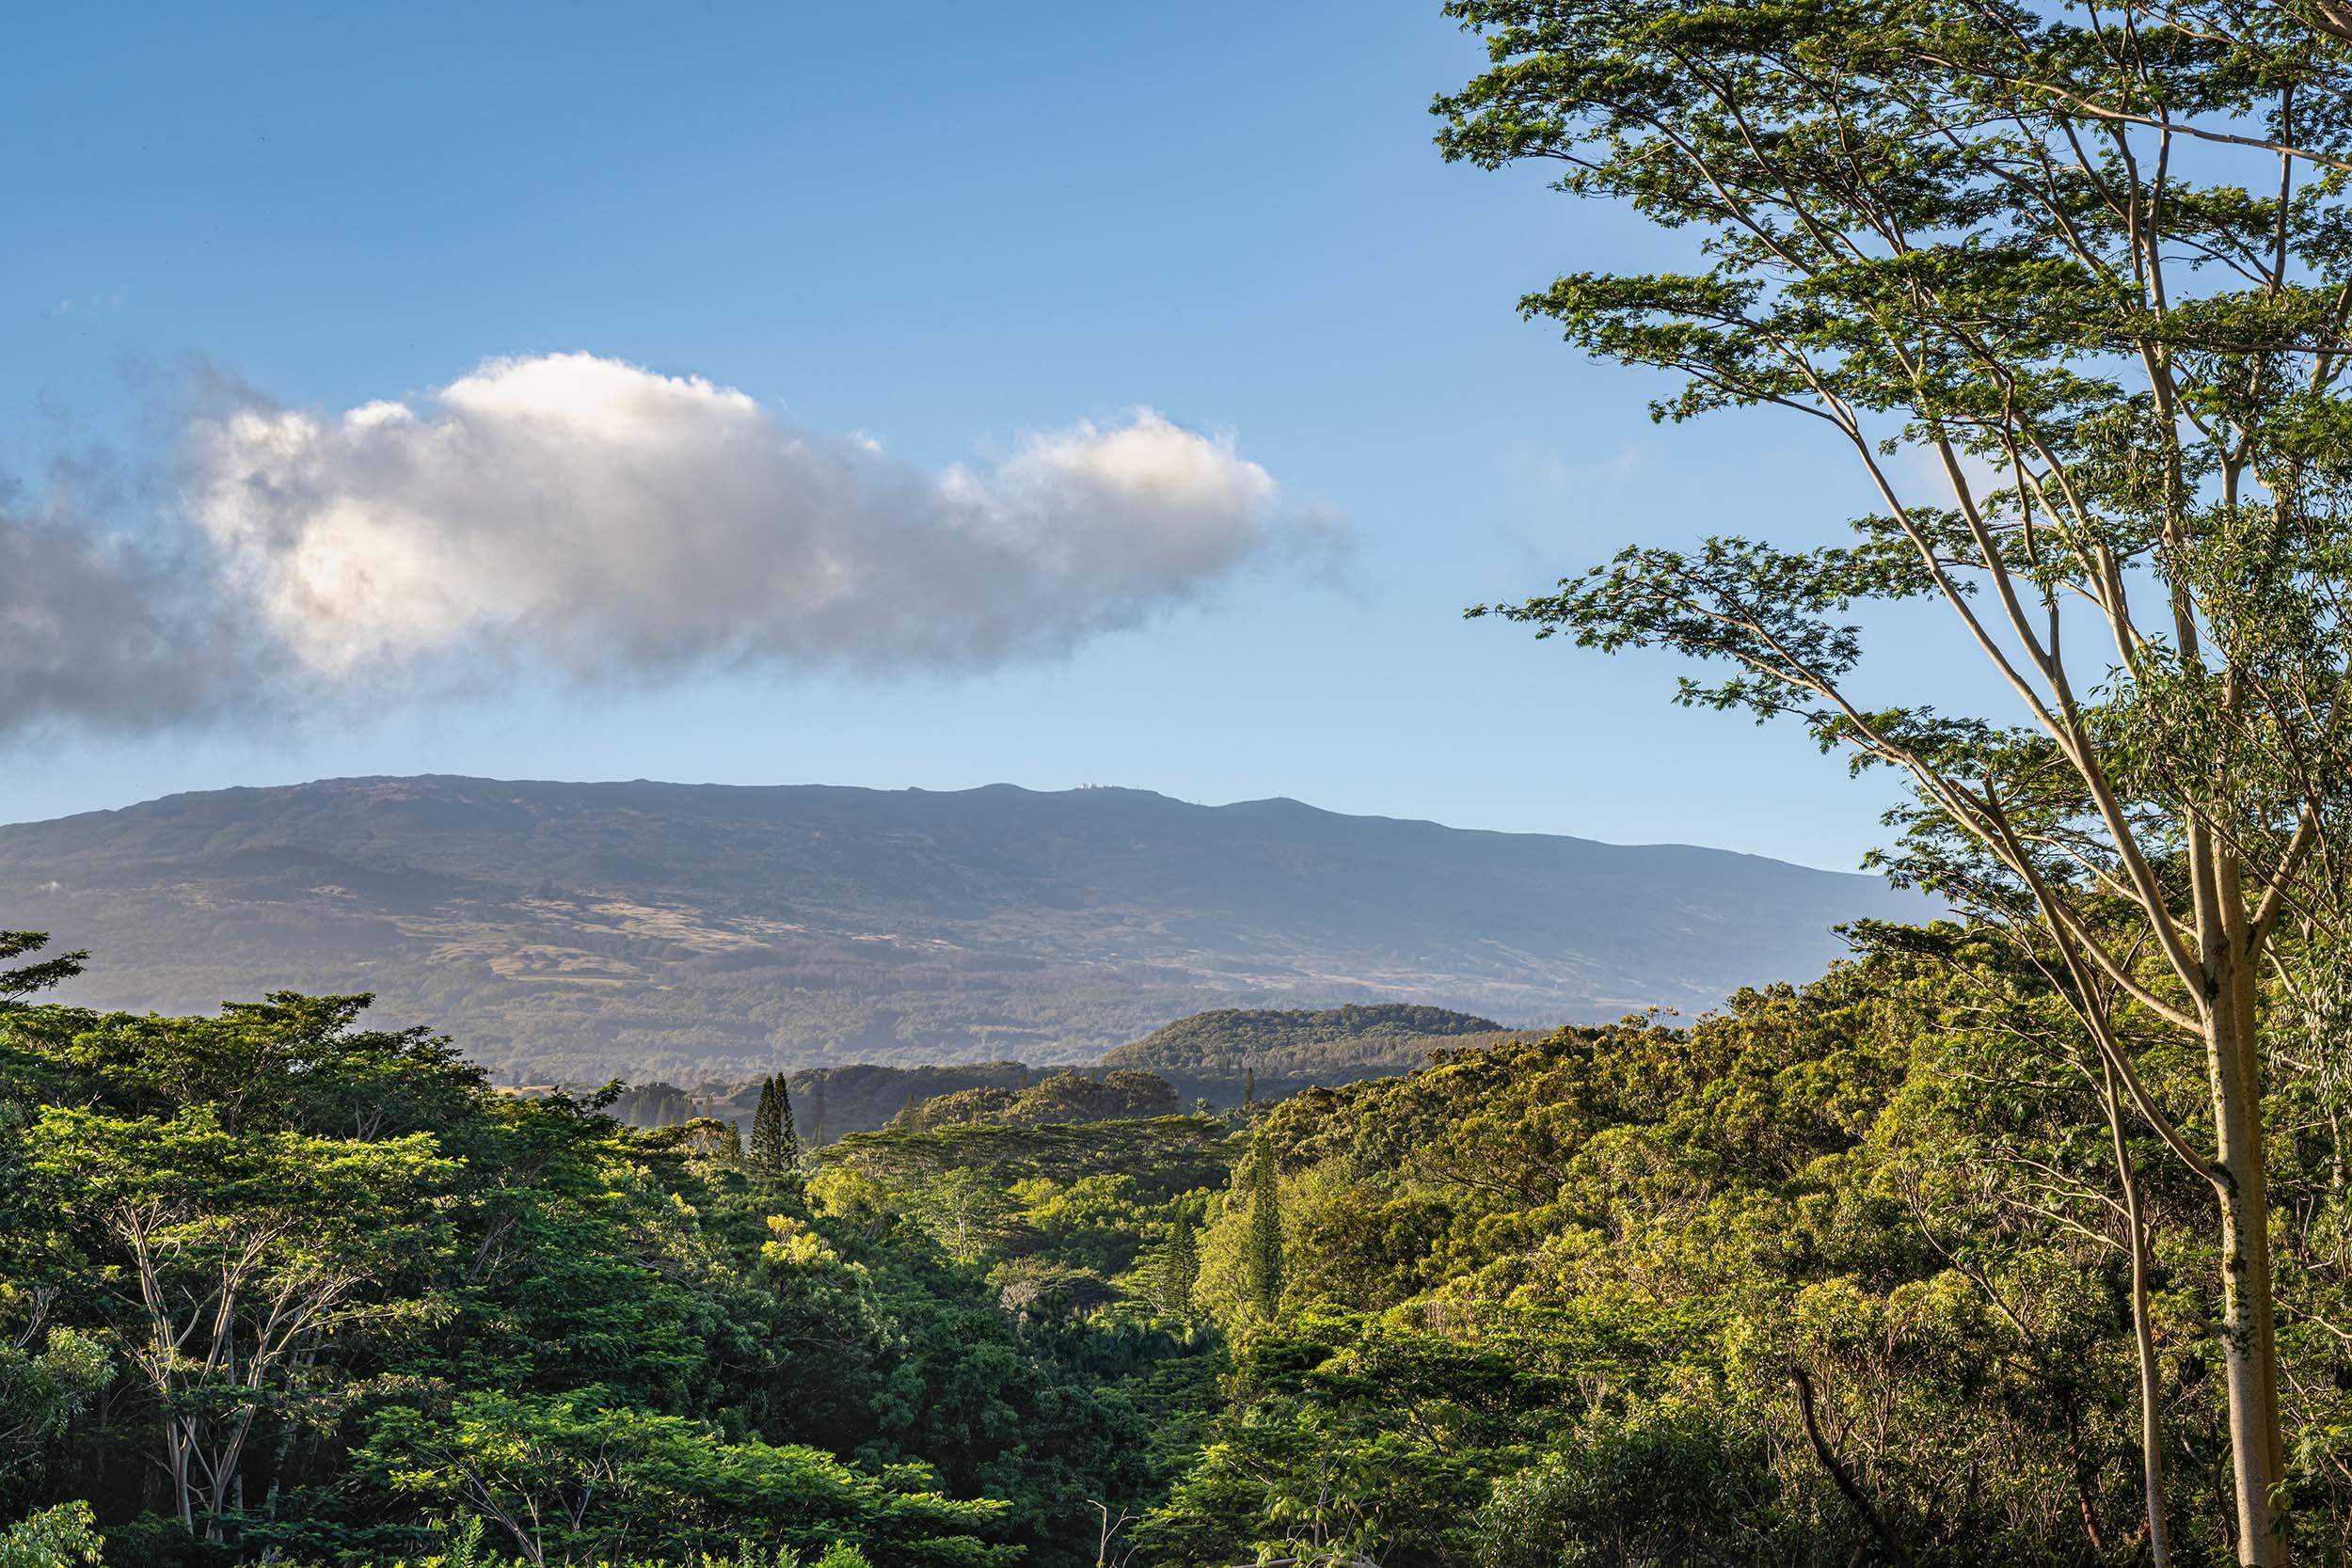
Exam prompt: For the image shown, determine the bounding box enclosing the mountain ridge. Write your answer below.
[0,774,1931,1081]
[16,774,1866,874]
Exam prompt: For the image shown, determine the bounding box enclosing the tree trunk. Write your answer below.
[1791,1366,1914,1568]
[2210,944,2289,1565]
[2106,1057,2173,1568]
[169,1422,195,1535]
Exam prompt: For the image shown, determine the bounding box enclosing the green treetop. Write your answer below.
[750,1073,800,1174]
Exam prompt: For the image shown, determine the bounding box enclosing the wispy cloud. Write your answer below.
[0,496,270,735]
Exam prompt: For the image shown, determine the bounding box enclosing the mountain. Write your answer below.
[0,775,1931,1081]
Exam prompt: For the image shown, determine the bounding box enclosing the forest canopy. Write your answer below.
[10,923,2350,1563]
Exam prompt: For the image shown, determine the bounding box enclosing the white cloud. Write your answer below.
[183,352,1329,682]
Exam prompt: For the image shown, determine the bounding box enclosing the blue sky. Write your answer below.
[0,1,1942,871]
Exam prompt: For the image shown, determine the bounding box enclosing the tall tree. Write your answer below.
[910,1167,1011,1265]
[1160,1205,1200,1320]
[1438,5,2352,1560]
[24,1105,453,1541]
[749,1075,791,1174]
[1244,1140,1282,1322]
[772,1074,801,1169]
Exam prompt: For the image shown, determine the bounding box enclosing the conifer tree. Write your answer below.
[1243,1138,1281,1321]
[1161,1206,1200,1320]
[772,1073,801,1169]
[749,1075,788,1173]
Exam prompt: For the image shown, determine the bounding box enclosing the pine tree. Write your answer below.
[773,1074,801,1169]
[749,1075,788,1173]
[808,1083,827,1149]
[1243,1138,1282,1321]
[1161,1207,1200,1320]
[1242,1065,1257,1114]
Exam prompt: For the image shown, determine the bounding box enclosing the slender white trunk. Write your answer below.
[2105,1058,2172,1568]
[169,1422,195,1535]
[2209,930,2288,1564]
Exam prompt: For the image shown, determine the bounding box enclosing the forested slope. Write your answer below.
[9,924,2347,1563]
[1138,944,2352,1564]
[1099,1002,1528,1101]
[610,1004,1527,1141]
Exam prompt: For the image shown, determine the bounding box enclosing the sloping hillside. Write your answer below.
[1099,1003,1527,1102]
[0,776,1928,1080]
[1104,1004,1507,1074]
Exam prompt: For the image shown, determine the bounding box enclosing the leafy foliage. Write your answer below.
[13,923,2352,1564]
[0,936,82,1011]
[1144,958,2171,1565]
[0,991,1192,1567]
[1438,1,2352,1558]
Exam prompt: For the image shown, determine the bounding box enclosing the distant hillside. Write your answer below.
[0,775,1931,1082]
[630,1005,1559,1138]
[1104,1003,1509,1075]
[612,1062,1041,1142]
[895,1069,1179,1132]
[1100,1002,1531,1101]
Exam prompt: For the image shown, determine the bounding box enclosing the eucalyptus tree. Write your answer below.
[24,1106,454,1541]
[1439,4,2352,1559]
